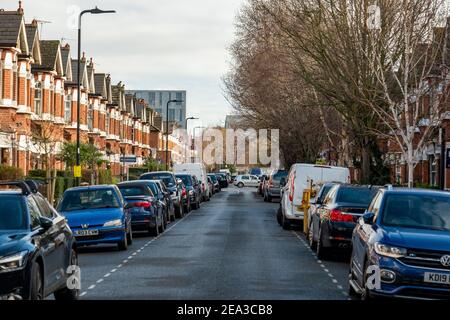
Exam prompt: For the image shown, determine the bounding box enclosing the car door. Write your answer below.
[250,175,259,187]
[30,195,66,293]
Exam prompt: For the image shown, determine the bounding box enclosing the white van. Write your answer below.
[280,164,350,229]
[173,163,210,201]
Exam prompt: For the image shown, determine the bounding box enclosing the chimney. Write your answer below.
[81,52,86,62]
[17,1,23,14]
[31,19,38,27]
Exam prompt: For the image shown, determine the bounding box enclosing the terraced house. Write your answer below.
[0,4,166,178]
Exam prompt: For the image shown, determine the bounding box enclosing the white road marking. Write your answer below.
[88,285,95,290]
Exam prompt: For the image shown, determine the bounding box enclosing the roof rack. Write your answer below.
[0,181,33,195]
[383,184,394,190]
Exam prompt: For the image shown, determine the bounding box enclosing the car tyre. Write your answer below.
[118,232,128,251]
[361,260,373,301]
[308,221,317,250]
[127,227,133,245]
[282,214,290,230]
[54,249,79,300]
[237,182,244,188]
[30,261,44,300]
[316,226,329,260]
[276,207,282,226]
[267,195,272,202]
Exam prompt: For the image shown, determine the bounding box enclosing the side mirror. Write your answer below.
[280,177,286,187]
[39,216,53,231]
[124,202,132,210]
[362,212,375,225]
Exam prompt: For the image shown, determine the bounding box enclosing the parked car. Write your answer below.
[207,176,214,197]
[234,175,260,188]
[208,173,221,193]
[58,185,133,251]
[264,170,288,202]
[249,167,263,177]
[117,181,165,236]
[141,180,172,224]
[173,163,210,202]
[216,173,229,189]
[280,164,350,230]
[349,188,450,300]
[139,172,184,219]
[308,184,379,259]
[152,180,176,222]
[258,175,268,196]
[0,181,79,300]
[177,179,191,214]
[175,174,200,211]
[303,182,338,232]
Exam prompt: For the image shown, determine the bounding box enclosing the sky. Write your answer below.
[10,0,244,129]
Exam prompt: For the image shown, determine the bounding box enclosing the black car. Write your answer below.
[308,184,379,259]
[139,172,184,219]
[0,181,78,300]
[151,180,176,223]
[117,181,166,236]
[208,174,221,193]
[175,174,200,210]
[264,170,288,202]
[215,173,229,188]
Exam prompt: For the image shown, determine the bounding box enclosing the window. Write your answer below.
[34,82,42,115]
[176,92,182,105]
[168,109,175,122]
[429,155,437,187]
[34,195,54,218]
[118,186,153,197]
[105,113,110,134]
[242,175,249,180]
[0,196,27,230]
[27,197,41,229]
[368,192,383,217]
[148,92,155,107]
[58,189,120,212]
[65,94,72,122]
[88,105,94,131]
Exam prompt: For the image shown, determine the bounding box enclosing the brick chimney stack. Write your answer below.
[17,1,23,14]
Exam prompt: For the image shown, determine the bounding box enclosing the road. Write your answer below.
[77,187,350,300]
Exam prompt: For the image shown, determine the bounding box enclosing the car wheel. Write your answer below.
[237,182,244,188]
[308,221,317,250]
[54,249,79,300]
[361,260,373,300]
[264,194,268,202]
[348,253,359,298]
[316,226,329,260]
[267,195,272,202]
[276,207,282,226]
[30,261,44,300]
[118,232,128,251]
[150,220,159,236]
[282,213,290,230]
[127,227,133,245]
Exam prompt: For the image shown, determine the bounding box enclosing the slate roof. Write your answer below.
[0,11,24,47]
[25,23,37,51]
[32,40,59,71]
[69,59,87,85]
[125,94,135,115]
[94,73,107,97]
[60,45,71,80]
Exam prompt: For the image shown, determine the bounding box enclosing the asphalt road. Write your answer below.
[77,187,350,300]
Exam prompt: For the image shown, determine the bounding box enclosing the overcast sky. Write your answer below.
[15,0,244,129]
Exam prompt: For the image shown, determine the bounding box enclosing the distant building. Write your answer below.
[127,90,187,129]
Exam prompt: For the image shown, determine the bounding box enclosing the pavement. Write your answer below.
[77,187,351,300]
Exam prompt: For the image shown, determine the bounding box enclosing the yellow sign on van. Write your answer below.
[74,166,82,178]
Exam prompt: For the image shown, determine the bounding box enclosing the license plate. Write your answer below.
[424,272,450,284]
[76,229,99,237]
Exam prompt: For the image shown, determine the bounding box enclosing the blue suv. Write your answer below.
[349,187,450,300]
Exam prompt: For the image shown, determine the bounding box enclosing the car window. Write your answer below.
[317,185,333,203]
[141,173,175,187]
[34,195,54,218]
[324,186,337,205]
[0,195,28,230]
[27,197,41,229]
[382,194,450,231]
[118,185,153,197]
[242,176,249,180]
[177,175,193,186]
[272,170,288,181]
[336,188,378,206]
[368,192,383,217]
[59,188,120,212]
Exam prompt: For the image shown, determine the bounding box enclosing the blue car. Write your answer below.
[58,185,132,251]
[349,187,450,300]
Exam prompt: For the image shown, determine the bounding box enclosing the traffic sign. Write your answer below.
[120,156,137,163]
[74,166,82,178]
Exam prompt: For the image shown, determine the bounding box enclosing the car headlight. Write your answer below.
[374,243,407,258]
[0,251,28,273]
[103,219,123,227]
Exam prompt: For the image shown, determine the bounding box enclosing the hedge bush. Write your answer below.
[0,165,24,181]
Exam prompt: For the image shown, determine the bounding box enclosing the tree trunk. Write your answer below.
[360,137,371,184]
[407,144,414,188]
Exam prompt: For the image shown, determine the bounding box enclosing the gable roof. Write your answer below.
[69,59,89,89]
[25,21,41,64]
[94,73,107,98]
[60,44,72,81]
[0,10,29,54]
[32,40,63,76]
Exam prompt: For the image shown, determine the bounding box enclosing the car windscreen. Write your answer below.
[336,188,378,205]
[118,185,152,197]
[272,170,288,181]
[382,194,450,232]
[59,189,120,212]
[318,185,334,203]
[176,175,193,186]
[141,173,175,187]
[208,175,217,183]
[0,195,27,230]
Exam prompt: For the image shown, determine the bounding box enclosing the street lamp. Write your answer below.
[165,99,183,170]
[185,116,198,130]
[192,126,206,163]
[184,117,198,162]
[76,7,115,186]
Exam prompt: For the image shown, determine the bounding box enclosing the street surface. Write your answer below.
[77,187,350,300]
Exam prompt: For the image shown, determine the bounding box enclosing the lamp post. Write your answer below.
[76,7,115,186]
[185,117,198,163]
[192,126,206,163]
[165,99,183,170]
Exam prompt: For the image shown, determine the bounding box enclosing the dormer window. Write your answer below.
[65,94,72,122]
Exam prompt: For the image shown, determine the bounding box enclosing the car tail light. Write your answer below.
[330,209,354,222]
[202,183,205,192]
[268,178,273,187]
[134,202,151,208]
[289,178,295,202]
[182,188,187,197]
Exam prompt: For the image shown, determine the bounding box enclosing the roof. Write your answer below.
[32,40,61,72]
[65,185,116,192]
[94,73,107,97]
[0,11,25,48]
[60,44,72,80]
[384,188,450,196]
[25,23,37,50]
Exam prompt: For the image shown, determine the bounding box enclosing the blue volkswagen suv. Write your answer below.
[349,187,450,300]
[58,185,132,251]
